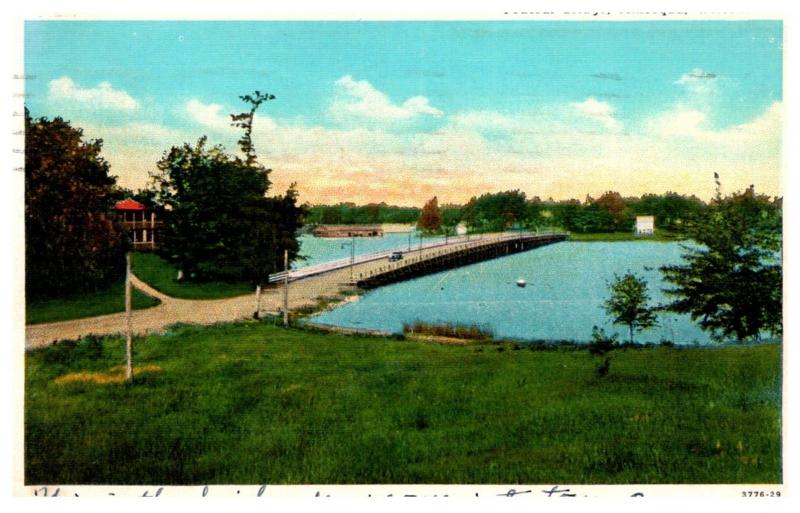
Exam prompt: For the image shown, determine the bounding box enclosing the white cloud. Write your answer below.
[48,76,138,111]
[715,101,783,143]
[185,99,232,132]
[570,97,622,130]
[450,111,525,133]
[647,101,782,145]
[646,108,709,138]
[452,100,623,136]
[186,98,283,148]
[329,75,443,122]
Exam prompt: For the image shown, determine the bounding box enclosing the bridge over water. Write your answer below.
[268,231,567,287]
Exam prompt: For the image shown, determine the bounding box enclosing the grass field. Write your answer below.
[131,252,252,299]
[568,230,681,242]
[26,282,160,325]
[25,322,781,485]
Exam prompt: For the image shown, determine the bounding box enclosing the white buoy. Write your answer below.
[516,278,527,288]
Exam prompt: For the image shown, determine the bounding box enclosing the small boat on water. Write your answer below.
[516,278,527,288]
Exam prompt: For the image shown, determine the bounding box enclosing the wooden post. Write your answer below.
[283,249,289,326]
[125,252,133,381]
[150,211,156,247]
[254,283,262,319]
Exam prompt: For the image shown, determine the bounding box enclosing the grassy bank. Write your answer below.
[26,282,160,325]
[25,322,781,485]
[131,252,252,299]
[568,230,681,242]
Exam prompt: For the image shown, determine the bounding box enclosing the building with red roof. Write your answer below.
[114,198,161,250]
[114,198,146,211]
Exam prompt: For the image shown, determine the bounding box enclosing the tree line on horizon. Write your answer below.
[305,188,780,236]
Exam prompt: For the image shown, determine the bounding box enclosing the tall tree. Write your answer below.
[660,178,781,342]
[440,205,463,234]
[593,191,633,232]
[150,90,304,285]
[25,110,127,298]
[461,190,527,232]
[151,136,269,281]
[418,196,443,233]
[604,272,658,344]
[230,90,275,169]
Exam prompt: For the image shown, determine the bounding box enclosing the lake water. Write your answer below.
[309,241,716,345]
[294,232,446,269]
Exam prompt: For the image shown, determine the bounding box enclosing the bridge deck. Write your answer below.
[356,233,566,289]
[271,231,566,288]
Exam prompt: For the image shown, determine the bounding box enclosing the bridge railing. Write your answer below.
[268,234,480,283]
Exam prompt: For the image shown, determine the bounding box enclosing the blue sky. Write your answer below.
[25,20,783,205]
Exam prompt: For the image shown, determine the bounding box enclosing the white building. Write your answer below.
[455,222,468,236]
[635,215,655,236]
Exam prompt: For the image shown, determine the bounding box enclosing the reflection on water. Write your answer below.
[309,241,717,345]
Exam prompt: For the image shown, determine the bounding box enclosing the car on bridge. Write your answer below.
[388,251,404,262]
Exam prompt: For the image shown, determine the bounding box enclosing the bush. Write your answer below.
[589,326,619,377]
[39,335,106,368]
[589,326,619,356]
[41,340,79,366]
[79,335,104,360]
[402,321,493,340]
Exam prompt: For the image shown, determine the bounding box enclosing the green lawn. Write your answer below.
[26,282,160,325]
[132,252,252,299]
[568,230,681,242]
[25,322,781,484]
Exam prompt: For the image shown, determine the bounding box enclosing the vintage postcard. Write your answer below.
[6,2,794,502]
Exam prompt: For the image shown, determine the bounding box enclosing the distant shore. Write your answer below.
[567,231,682,242]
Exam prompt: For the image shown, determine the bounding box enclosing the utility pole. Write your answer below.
[283,249,289,327]
[125,252,133,381]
